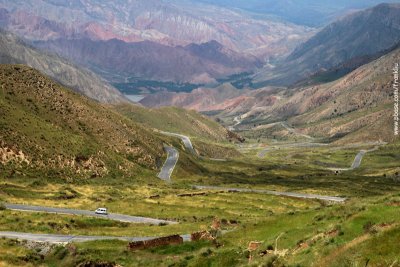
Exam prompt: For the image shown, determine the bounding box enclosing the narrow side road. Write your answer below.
[0,231,191,244]
[280,122,314,140]
[158,146,179,181]
[4,204,177,225]
[193,186,347,203]
[228,116,242,131]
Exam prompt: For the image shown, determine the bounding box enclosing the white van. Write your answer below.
[95,208,108,215]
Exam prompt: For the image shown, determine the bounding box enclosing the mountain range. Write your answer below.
[0,0,310,54]
[0,0,312,87]
[1,1,399,145]
[143,42,397,143]
[34,38,262,84]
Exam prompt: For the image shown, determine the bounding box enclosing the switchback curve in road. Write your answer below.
[328,146,381,171]
[158,146,179,181]
[159,131,197,155]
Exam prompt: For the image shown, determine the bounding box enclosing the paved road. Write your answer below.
[0,231,191,244]
[329,147,380,171]
[351,150,367,169]
[158,146,179,181]
[193,185,346,202]
[4,204,176,225]
[159,131,197,155]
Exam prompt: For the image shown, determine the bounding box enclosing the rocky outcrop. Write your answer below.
[0,144,29,165]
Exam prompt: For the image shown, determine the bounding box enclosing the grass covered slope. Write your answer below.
[116,104,242,158]
[116,104,231,142]
[0,64,164,181]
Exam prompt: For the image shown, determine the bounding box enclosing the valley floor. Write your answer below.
[0,133,399,267]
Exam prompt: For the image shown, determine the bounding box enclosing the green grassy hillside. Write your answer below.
[116,104,231,142]
[0,64,164,182]
[116,104,242,158]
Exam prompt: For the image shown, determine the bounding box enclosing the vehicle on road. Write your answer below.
[95,208,108,215]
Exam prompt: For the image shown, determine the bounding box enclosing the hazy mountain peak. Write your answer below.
[254,2,400,86]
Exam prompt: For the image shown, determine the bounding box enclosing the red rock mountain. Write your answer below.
[0,0,310,55]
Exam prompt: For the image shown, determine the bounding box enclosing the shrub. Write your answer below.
[363,221,378,234]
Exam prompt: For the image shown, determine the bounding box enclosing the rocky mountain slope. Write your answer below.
[140,83,245,111]
[34,38,262,84]
[0,64,164,180]
[254,3,400,86]
[242,46,400,144]
[140,83,282,116]
[0,29,125,103]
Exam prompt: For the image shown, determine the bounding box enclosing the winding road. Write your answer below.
[158,146,179,181]
[157,131,227,181]
[156,131,346,202]
[159,131,197,155]
[329,146,380,171]
[4,204,176,225]
[0,232,191,244]
[193,186,346,202]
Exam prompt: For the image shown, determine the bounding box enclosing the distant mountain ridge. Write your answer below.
[195,0,400,26]
[0,29,126,103]
[254,3,400,86]
[34,37,262,84]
